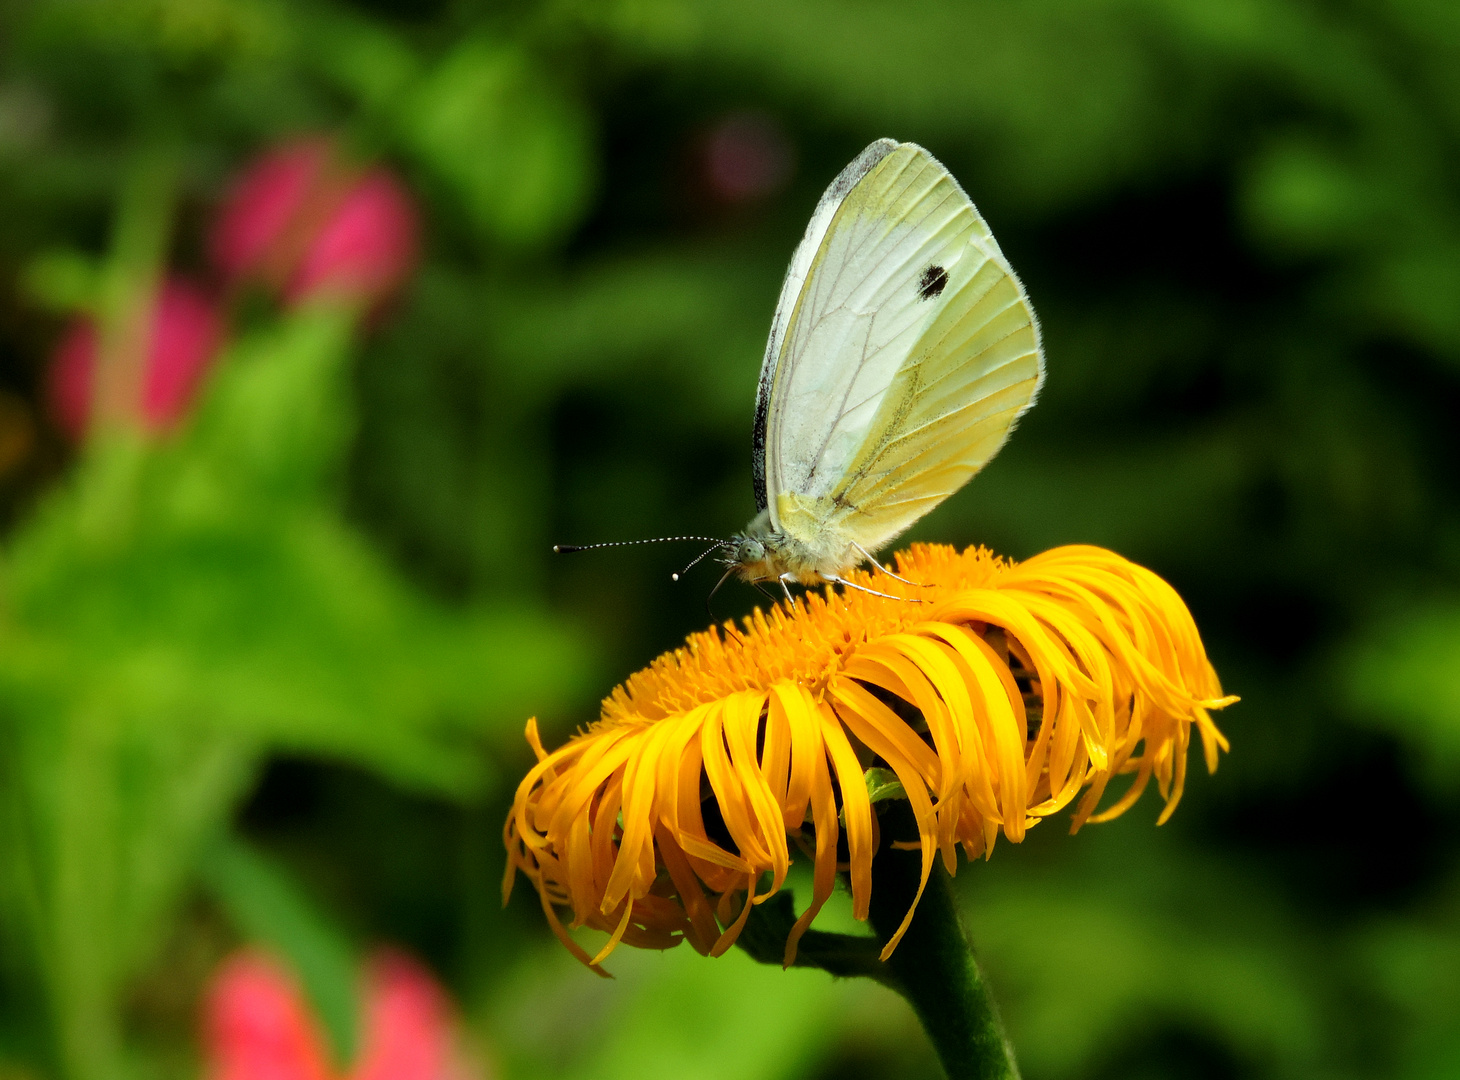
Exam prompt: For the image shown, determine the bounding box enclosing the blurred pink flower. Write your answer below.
[700,112,795,205]
[211,138,419,309]
[202,948,480,1080]
[204,951,332,1080]
[46,277,225,441]
[209,140,333,288]
[352,951,464,1080]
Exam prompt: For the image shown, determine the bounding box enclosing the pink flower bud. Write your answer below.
[46,277,224,440]
[351,951,457,1080]
[211,138,419,310]
[199,947,483,1080]
[286,172,418,308]
[203,950,333,1080]
[209,139,335,289]
[699,112,795,206]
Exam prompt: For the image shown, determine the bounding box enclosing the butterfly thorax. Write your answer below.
[727,509,859,585]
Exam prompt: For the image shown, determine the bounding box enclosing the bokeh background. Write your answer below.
[0,0,1457,1077]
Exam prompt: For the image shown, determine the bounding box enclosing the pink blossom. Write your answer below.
[285,171,418,307]
[200,948,480,1080]
[203,951,332,1080]
[209,139,334,288]
[352,951,459,1080]
[211,138,419,309]
[700,112,795,205]
[46,277,225,440]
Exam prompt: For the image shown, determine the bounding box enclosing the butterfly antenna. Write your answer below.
[671,542,729,582]
[552,536,725,554]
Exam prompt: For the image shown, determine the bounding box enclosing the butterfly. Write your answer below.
[720,139,1045,602]
[556,139,1044,606]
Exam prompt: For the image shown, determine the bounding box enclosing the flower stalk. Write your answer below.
[866,802,1018,1080]
[738,800,1018,1079]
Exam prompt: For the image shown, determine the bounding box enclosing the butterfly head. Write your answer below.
[724,534,768,575]
[723,511,836,585]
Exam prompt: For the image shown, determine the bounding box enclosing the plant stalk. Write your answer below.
[737,801,1020,1080]
[866,803,1020,1080]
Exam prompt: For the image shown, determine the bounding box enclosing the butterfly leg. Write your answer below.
[778,574,798,610]
[850,541,924,587]
[828,575,920,603]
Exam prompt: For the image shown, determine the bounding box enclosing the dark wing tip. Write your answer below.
[835,139,900,195]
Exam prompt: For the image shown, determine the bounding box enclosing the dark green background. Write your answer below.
[0,1,1457,1077]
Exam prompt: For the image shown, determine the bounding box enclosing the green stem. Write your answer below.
[867,804,1020,1080]
[52,706,124,1080]
[92,146,176,436]
[737,891,897,989]
[735,802,1020,1079]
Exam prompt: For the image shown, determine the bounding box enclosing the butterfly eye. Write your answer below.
[917,264,948,300]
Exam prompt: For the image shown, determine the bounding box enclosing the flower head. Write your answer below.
[46,276,224,440]
[352,951,464,1080]
[699,112,795,206]
[284,171,417,308]
[211,137,418,310]
[505,543,1235,972]
[204,949,331,1080]
[203,947,479,1080]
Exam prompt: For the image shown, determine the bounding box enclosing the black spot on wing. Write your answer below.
[918,264,948,300]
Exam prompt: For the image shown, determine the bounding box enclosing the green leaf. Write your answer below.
[1348,602,1460,790]
[864,767,906,805]
[199,835,360,1067]
[403,38,594,247]
[19,249,101,314]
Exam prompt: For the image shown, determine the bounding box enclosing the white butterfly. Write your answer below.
[724,138,1045,599]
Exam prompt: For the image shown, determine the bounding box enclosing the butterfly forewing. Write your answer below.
[755,141,1043,552]
[752,138,897,513]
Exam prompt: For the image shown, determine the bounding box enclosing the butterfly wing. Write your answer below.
[753,140,1043,553]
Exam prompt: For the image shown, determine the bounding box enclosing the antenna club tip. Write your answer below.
[670,573,680,582]
[552,545,563,554]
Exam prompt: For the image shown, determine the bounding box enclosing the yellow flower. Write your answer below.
[504,543,1235,974]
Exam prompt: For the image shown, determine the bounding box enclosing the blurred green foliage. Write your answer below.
[0,0,1457,1078]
